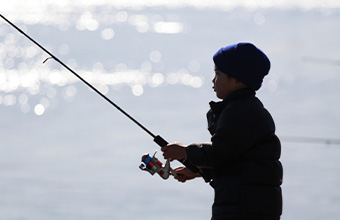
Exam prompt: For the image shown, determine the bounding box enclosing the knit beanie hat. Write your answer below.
[213,42,270,90]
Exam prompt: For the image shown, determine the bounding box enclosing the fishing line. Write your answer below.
[43,57,53,64]
[0,14,201,174]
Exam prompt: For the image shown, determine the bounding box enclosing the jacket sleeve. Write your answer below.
[185,142,214,182]
[186,103,273,169]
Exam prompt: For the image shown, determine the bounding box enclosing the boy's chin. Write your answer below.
[216,94,224,99]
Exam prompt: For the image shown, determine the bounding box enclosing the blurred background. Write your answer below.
[1,1,340,219]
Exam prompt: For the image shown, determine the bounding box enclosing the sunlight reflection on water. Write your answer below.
[0,65,203,115]
[0,0,336,117]
[0,7,203,116]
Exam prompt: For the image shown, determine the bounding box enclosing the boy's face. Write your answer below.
[212,66,239,99]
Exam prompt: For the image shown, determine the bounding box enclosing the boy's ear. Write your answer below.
[235,79,248,88]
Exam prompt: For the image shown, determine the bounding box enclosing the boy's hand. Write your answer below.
[173,166,200,183]
[161,143,186,162]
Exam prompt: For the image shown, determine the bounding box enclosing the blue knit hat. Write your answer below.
[213,42,270,90]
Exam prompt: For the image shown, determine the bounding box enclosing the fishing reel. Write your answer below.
[139,151,177,180]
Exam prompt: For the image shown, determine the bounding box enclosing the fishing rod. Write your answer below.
[0,14,200,175]
[281,136,340,146]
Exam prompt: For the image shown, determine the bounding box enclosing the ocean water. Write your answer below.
[1,1,340,220]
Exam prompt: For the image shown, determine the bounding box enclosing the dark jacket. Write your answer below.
[185,88,283,220]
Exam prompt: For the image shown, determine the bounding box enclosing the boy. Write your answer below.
[161,42,283,220]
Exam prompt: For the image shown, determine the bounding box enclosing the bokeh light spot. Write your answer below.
[101,28,115,40]
[132,84,143,96]
[149,51,162,63]
[254,13,265,25]
[149,73,164,87]
[116,11,128,22]
[153,22,183,34]
[34,104,45,116]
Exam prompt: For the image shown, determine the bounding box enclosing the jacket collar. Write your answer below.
[209,88,255,116]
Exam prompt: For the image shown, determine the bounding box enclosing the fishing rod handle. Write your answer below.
[153,135,201,175]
